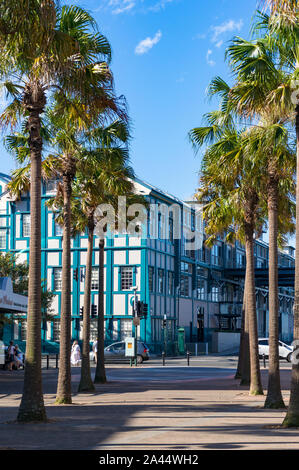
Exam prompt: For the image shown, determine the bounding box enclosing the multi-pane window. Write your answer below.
[120,266,133,290]
[169,216,173,242]
[211,244,222,266]
[54,221,63,236]
[223,285,234,302]
[53,268,62,291]
[90,321,97,341]
[20,321,27,341]
[23,214,30,237]
[158,213,162,239]
[53,321,60,341]
[236,252,245,267]
[181,262,192,274]
[120,319,132,340]
[0,229,6,249]
[91,267,99,290]
[197,279,206,300]
[46,180,57,194]
[211,285,219,302]
[168,272,174,295]
[149,266,154,292]
[180,274,189,297]
[158,268,164,293]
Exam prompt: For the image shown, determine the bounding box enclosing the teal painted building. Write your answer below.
[0,173,295,352]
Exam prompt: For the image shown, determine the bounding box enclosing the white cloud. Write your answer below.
[110,0,135,14]
[211,19,243,43]
[149,0,176,12]
[135,30,162,55]
[101,0,176,14]
[206,49,215,67]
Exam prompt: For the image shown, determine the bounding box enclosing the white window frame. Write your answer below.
[23,214,31,237]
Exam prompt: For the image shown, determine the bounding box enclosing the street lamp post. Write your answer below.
[132,286,138,366]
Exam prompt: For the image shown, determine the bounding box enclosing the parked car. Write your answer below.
[258,338,293,362]
[90,340,150,364]
[0,341,4,366]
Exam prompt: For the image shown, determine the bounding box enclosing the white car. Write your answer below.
[258,338,293,362]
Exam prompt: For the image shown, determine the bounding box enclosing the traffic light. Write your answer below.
[162,318,167,328]
[73,268,78,281]
[91,304,97,318]
[143,303,148,319]
[75,318,80,330]
[136,301,149,318]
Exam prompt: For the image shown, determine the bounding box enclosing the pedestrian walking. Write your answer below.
[71,340,81,366]
[7,341,15,371]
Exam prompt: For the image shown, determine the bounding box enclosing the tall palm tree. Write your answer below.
[85,119,132,385]
[189,77,263,393]
[190,118,265,395]
[47,98,127,401]
[246,122,295,408]
[226,26,297,409]
[71,148,136,391]
[0,2,116,420]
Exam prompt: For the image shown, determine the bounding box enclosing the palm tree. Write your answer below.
[85,119,132,385]
[0,2,116,420]
[189,77,263,393]
[47,97,127,401]
[246,122,295,408]
[190,116,265,395]
[235,276,250,384]
[50,133,137,391]
[225,26,297,409]
[263,0,298,22]
[72,147,136,391]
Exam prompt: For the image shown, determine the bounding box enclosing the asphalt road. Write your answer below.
[69,354,292,383]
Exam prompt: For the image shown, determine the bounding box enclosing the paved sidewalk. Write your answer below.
[0,365,298,450]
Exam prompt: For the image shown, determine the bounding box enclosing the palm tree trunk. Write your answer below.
[245,227,263,396]
[55,173,72,404]
[94,238,107,384]
[78,223,95,392]
[17,84,47,422]
[265,174,285,408]
[283,104,299,425]
[240,266,250,385]
[237,272,250,384]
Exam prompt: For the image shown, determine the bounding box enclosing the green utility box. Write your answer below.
[177,328,186,355]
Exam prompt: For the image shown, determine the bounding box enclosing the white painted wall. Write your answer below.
[113,294,126,315]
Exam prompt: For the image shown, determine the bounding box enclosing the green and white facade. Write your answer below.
[0,172,295,352]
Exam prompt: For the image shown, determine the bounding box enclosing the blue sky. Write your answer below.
[0,0,259,201]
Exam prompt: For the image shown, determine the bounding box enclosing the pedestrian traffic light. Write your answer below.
[73,268,78,281]
[91,304,97,318]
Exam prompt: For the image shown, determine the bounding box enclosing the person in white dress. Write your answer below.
[71,340,81,366]
[92,340,98,364]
